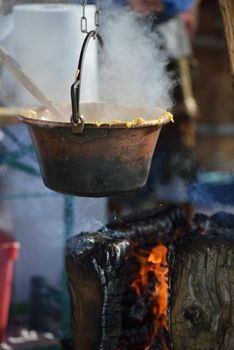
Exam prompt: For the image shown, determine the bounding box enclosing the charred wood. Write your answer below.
[107,205,188,245]
[66,206,188,350]
[66,232,130,350]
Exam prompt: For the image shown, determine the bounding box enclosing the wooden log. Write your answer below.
[219,0,234,79]
[107,205,188,246]
[169,212,234,350]
[66,232,131,350]
[66,206,187,350]
[66,231,167,350]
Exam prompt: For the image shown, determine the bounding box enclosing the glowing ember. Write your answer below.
[131,244,169,350]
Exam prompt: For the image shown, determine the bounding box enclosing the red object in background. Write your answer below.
[0,232,20,343]
[181,5,200,38]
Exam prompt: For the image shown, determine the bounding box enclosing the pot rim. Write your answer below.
[19,103,174,129]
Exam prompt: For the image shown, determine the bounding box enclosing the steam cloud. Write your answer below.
[99,4,174,111]
[1,3,174,116]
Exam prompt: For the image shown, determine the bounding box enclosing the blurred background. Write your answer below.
[0,0,233,349]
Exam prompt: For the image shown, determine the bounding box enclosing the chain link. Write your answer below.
[95,0,101,29]
[80,0,88,33]
[80,0,101,34]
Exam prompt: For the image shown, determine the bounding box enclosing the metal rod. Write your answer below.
[0,46,64,120]
[70,30,104,132]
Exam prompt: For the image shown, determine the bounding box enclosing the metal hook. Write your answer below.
[70,31,104,133]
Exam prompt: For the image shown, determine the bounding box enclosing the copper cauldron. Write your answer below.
[20,31,173,197]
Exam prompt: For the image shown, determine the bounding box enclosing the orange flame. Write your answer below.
[131,244,169,350]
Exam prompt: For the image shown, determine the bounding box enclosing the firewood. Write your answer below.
[169,212,234,350]
[107,205,188,245]
[66,232,130,350]
[66,206,187,350]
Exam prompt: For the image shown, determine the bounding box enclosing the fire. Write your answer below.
[131,244,169,350]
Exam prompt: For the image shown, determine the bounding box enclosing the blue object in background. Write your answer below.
[190,172,234,207]
[163,0,195,16]
[110,0,195,17]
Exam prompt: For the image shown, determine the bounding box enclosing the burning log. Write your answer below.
[107,205,188,246]
[169,212,234,350]
[66,206,187,350]
[66,232,130,350]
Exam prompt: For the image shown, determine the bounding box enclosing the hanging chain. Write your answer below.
[95,0,101,30]
[80,0,88,33]
[80,0,101,34]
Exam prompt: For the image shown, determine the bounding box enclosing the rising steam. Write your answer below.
[99,4,174,111]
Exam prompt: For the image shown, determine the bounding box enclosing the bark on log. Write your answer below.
[107,205,188,245]
[66,206,187,350]
[66,232,130,350]
[219,0,234,79]
[169,212,234,350]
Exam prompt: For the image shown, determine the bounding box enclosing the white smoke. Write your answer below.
[0,3,174,119]
[99,5,174,111]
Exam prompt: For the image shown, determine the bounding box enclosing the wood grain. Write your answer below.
[219,0,234,78]
[169,228,234,349]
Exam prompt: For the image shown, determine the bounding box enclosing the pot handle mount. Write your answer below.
[70,30,104,133]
